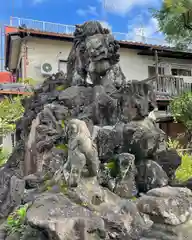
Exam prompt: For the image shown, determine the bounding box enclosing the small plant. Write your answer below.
[6,205,28,235]
[105,159,119,178]
[131,196,137,201]
[167,137,183,151]
[59,182,68,194]
[105,161,116,170]
[61,120,65,128]
[175,153,192,182]
[56,85,66,91]
[55,144,68,152]
[0,148,10,166]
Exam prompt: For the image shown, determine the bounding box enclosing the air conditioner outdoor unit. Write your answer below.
[41,62,54,75]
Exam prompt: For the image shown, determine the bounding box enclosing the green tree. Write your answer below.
[153,0,192,49]
[170,91,192,130]
[0,96,25,136]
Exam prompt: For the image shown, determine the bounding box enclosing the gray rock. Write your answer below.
[155,149,182,181]
[123,118,166,161]
[21,226,47,240]
[141,216,192,240]
[137,186,192,226]
[5,232,21,240]
[136,160,169,193]
[0,175,25,219]
[59,86,93,109]
[100,199,151,239]
[114,153,138,198]
[0,223,7,240]
[26,192,106,240]
[96,124,123,161]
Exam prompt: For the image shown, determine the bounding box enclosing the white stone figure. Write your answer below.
[65,119,99,187]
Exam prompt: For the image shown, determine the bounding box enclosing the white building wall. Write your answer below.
[25,38,72,83]
[2,133,14,153]
[23,37,192,83]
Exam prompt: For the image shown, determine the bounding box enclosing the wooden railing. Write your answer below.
[143,75,192,98]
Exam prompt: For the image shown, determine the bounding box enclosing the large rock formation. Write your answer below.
[0,21,190,240]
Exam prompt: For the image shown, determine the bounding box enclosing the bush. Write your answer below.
[167,137,183,152]
[170,91,192,130]
[6,205,28,235]
[0,148,9,166]
[175,153,192,182]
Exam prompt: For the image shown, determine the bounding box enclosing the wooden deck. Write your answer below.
[143,75,192,100]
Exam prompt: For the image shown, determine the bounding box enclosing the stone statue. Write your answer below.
[114,153,138,198]
[67,21,125,88]
[64,119,99,187]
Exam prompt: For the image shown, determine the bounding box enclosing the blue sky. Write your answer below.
[0,0,163,40]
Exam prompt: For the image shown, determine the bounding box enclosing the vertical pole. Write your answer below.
[155,50,159,76]
[155,50,159,91]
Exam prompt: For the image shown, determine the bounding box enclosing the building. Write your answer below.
[4,17,192,141]
[0,72,13,83]
[5,22,192,84]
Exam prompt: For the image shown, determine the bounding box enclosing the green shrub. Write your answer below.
[6,205,28,235]
[170,91,192,130]
[167,137,183,152]
[175,153,192,182]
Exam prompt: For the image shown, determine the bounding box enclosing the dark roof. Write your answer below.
[5,27,192,69]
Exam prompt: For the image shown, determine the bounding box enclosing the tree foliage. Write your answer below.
[170,91,192,130]
[0,96,25,136]
[153,0,192,49]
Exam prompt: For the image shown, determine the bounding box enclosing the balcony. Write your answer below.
[144,75,192,100]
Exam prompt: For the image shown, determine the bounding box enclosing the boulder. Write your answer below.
[136,160,169,193]
[155,149,181,180]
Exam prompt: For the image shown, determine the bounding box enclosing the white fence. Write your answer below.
[10,17,171,46]
[10,17,75,35]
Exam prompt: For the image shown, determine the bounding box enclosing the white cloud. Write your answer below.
[100,0,161,15]
[76,6,98,17]
[127,17,166,45]
[99,21,112,31]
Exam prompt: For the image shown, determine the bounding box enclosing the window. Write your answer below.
[171,68,191,76]
[148,66,165,77]
[58,60,67,73]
